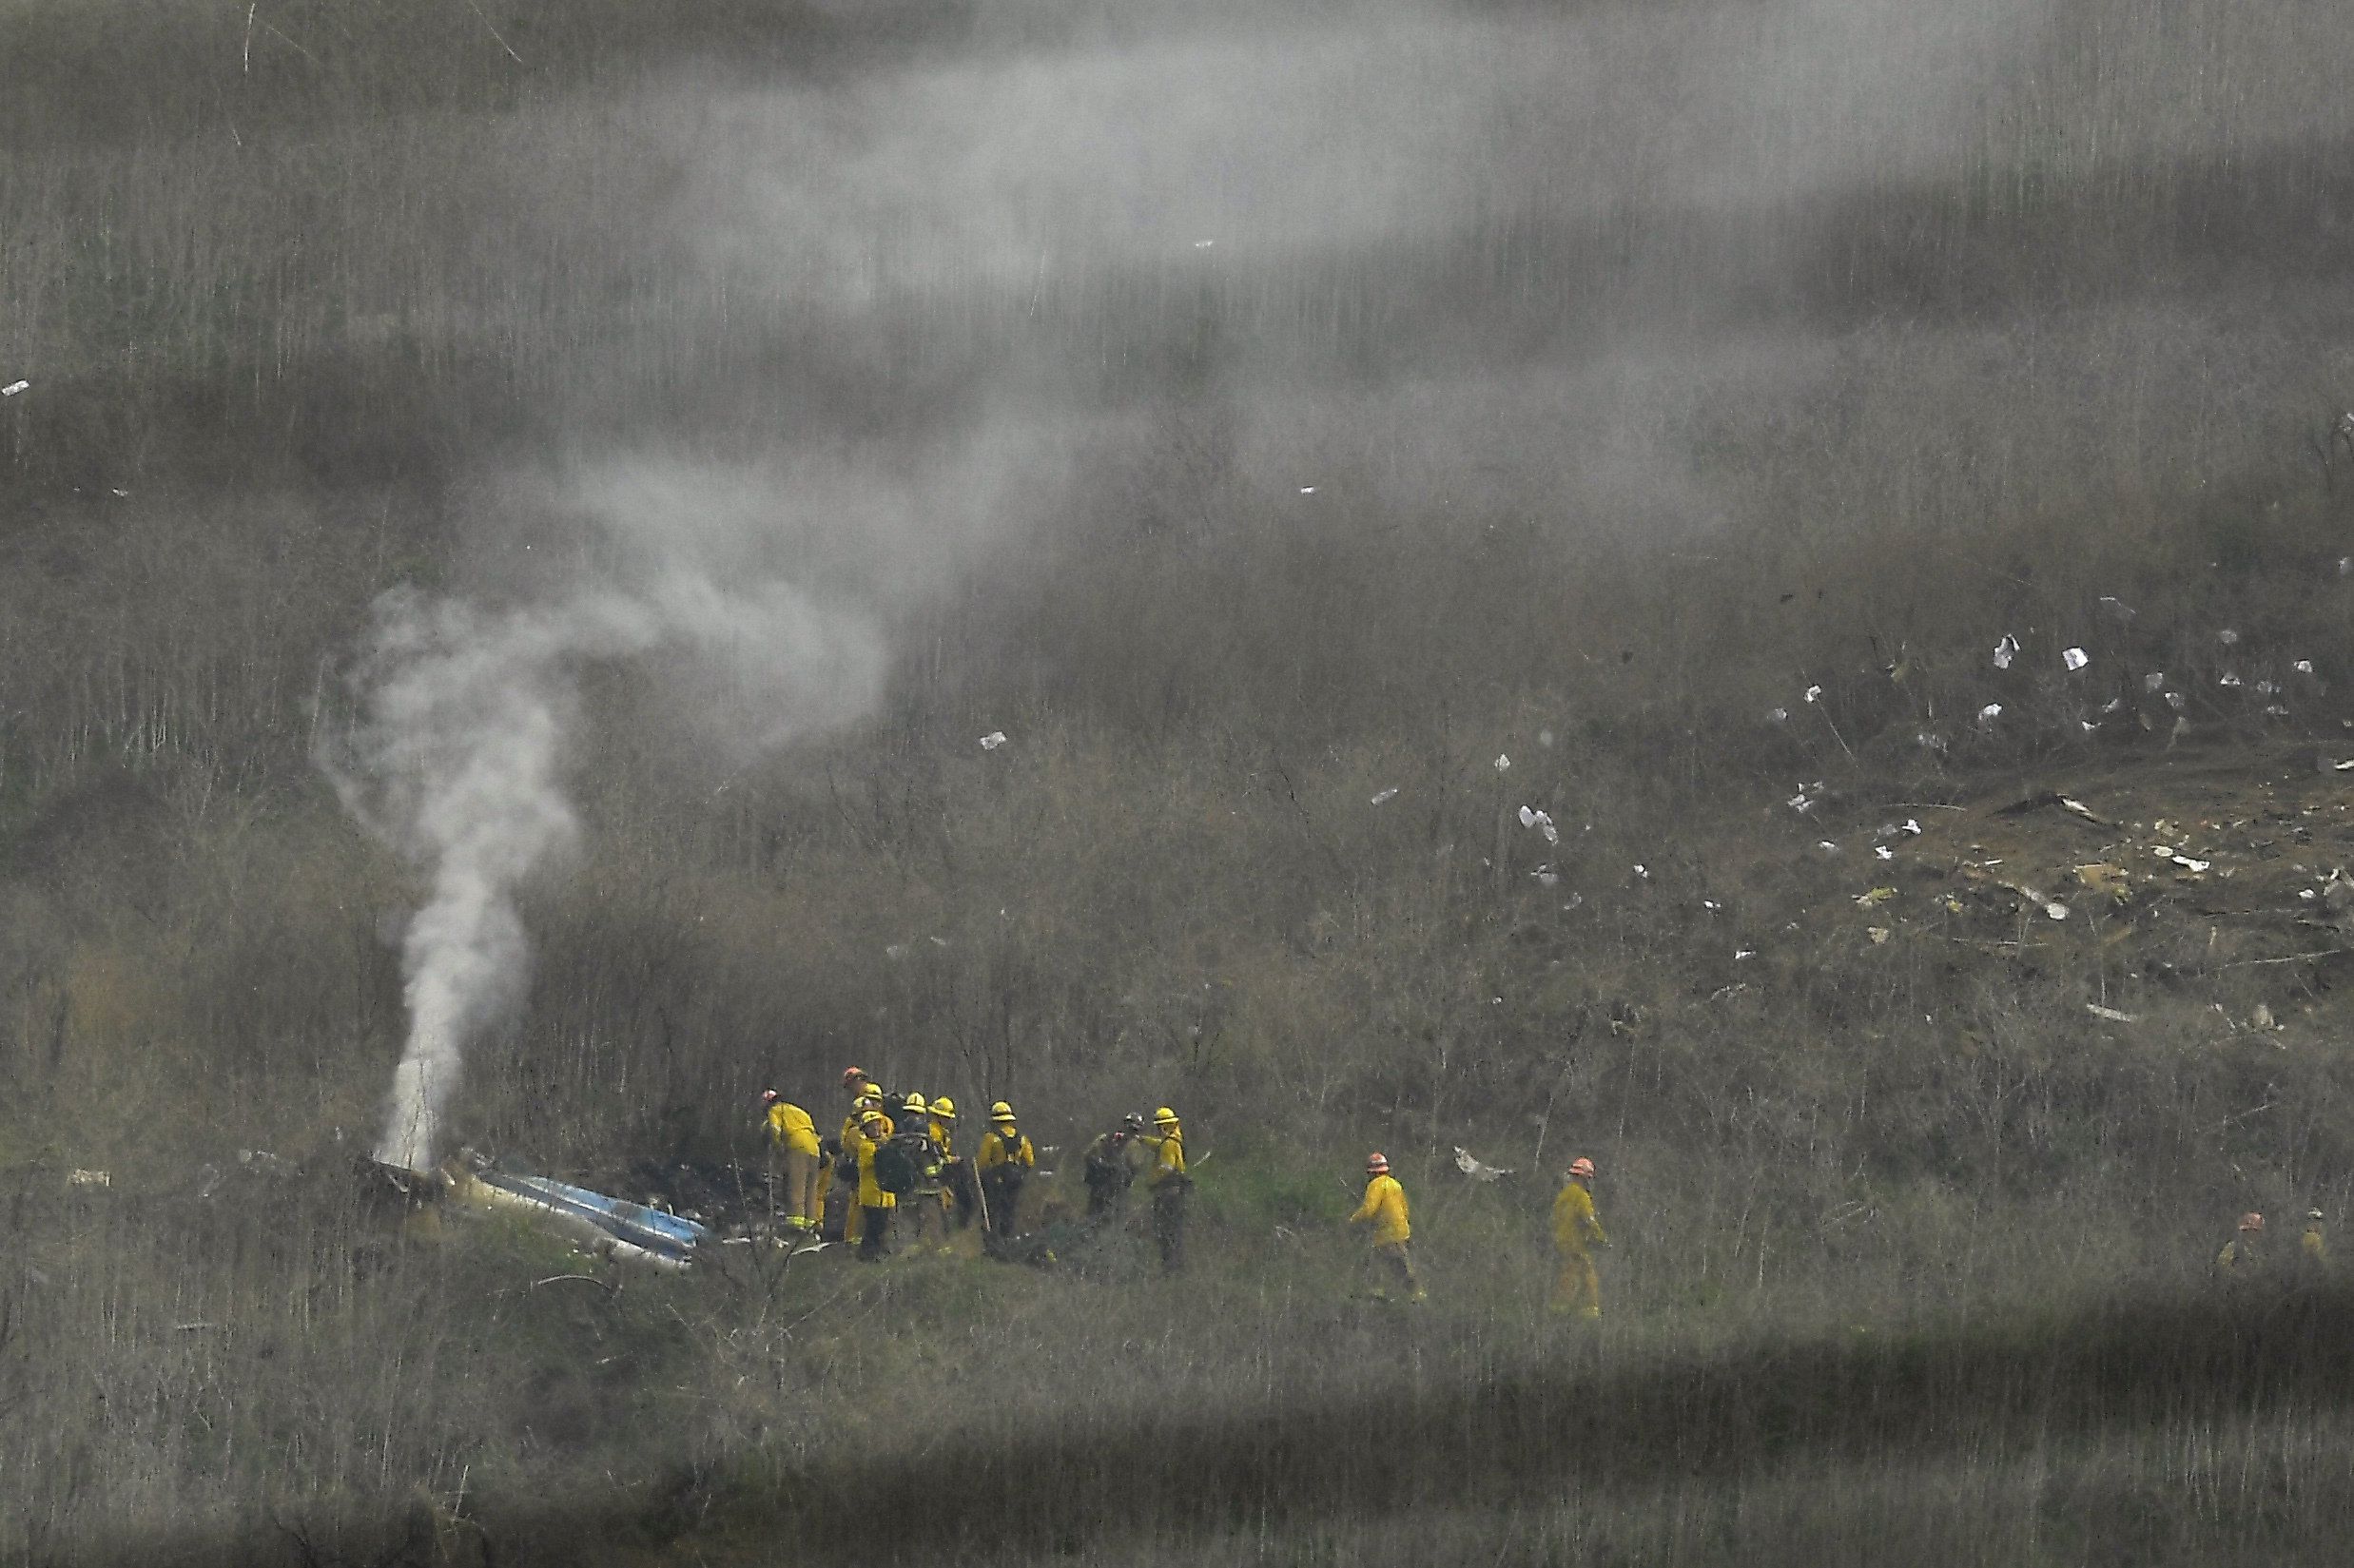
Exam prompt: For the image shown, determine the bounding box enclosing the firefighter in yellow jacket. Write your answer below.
[975,1102,1035,1240]
[1349,1152,1425,1302]
[848,1107,897,1261]
[1550,1156,1608,1318]
[840,1089,893,1247]
[1139,1107,1191,1272]
[758,1089,822,1233]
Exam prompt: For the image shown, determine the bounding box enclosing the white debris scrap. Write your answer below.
[2296,660,2316,675]
[2062,647,2090,672]
[1978,704,2003,724]
[2218,629,2240,646]
[0,380,27,397]
[1371,786,1399,805]
[2145,672,2166,693]
[1804,685,1823,704]
[1494,754,1510,772]
[979,731,1008,750]
[1993,634,2020,670]
[1767,707,1789,723]
[2086,1003,2138,1023]
[1452,1147,1514,1182]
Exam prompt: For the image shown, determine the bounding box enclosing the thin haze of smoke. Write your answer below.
[673,0,2054,303]
[323,466,897,1170]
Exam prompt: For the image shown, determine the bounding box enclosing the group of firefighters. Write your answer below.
[761,1068,1196,1270]
[759,1066,1614,1315]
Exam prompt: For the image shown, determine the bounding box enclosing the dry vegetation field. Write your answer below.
[8,0,2354,1561]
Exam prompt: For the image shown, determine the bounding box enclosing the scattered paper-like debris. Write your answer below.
[1632,863,1649,879]
[1298,486,1316,494]
[1917,731,1947,752]
[1874,845,1894,861]
[1702,899,1723,911]
[1533,869,1560,888]
[1977,704,2003,724]
[2296,660,2316,675]
[1735,948,1758,960]
[1538,729,1554,747]
[2145,672,2166,693]
[1371,786,1399,805]
[1494,754,1511,772]
[2165,690,2186,710]
[1818,841,1839,853]
[1993,634,2020,670]
[1803,685,1823,704]
[68,1169,109,1188]
[1767,707,1789,723]
[2218,629,2240,645]
[0,380,27,397]
[979,731,1008,750]
[2062,647,2090,672]
[1452,1147,1514,1182]
[2086,1004,2138,1023]
[2219,673,2243,688]
[885,943,908,960]
[1867,926,1892,945]
[2100,697,2124,713]
[1855,887,1896,907]
[1788,790,1816,814]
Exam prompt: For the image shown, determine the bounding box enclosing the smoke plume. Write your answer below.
[324,465,894,1171]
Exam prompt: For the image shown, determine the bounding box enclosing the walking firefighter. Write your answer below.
[1348,1152,1425,1303]
[1550,1156,1608,1318]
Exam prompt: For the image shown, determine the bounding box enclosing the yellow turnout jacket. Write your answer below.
[1552,1180,1606,1256]
[1350,1173,1410,1247]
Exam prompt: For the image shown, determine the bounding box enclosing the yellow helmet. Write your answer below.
[903,1093,929,1115]
[859,1109,887,1129]
[854,1094,884,1113]
[930,1096,957,1118]
[1154,1107,1178,1127]
[989,1100,1017,1122]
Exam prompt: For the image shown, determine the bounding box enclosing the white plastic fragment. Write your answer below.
[1804,685,1823,704]
[67,1169,109,1188]
[2218,629,2240,645]
[1875,845,1894,861]
[1734,949,1757,960]
[2086,1003,2138,1023]
[1533,870,1559,888]
[885,943,908,960]
[1916,731,1947,752]
[1818,841,1839,853]
[0,380,27,397]
[1371,787,1399,805]
[1494,754,1510,772]
[2100,697,2124,713]
[2062,647,2090,672]
[1632,864,1649,879]
[1978,704,2003,724]
[979,731,1008,750]
[2145,672,2166,693]
[2219,673,2243,688]
[1519,805,1538,827]
[1993,634,2019,670]
[1298,486,1316,494]
[1538,729,1554,748]
[1767,707,1789,723]
[1788,791,1815,814]
[2165,690,2185,710]
[2044,901,2070,920]
[1702,899,1723,911]
[2296,660,2316,675]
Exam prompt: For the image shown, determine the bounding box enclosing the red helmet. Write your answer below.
[758,1089,780,1105]
[842,1066,869,1088]
[1366,1152,1390,1174]
[1568,1157,1596,1180]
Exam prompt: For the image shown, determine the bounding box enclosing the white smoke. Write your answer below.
[324,466,894,1171]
